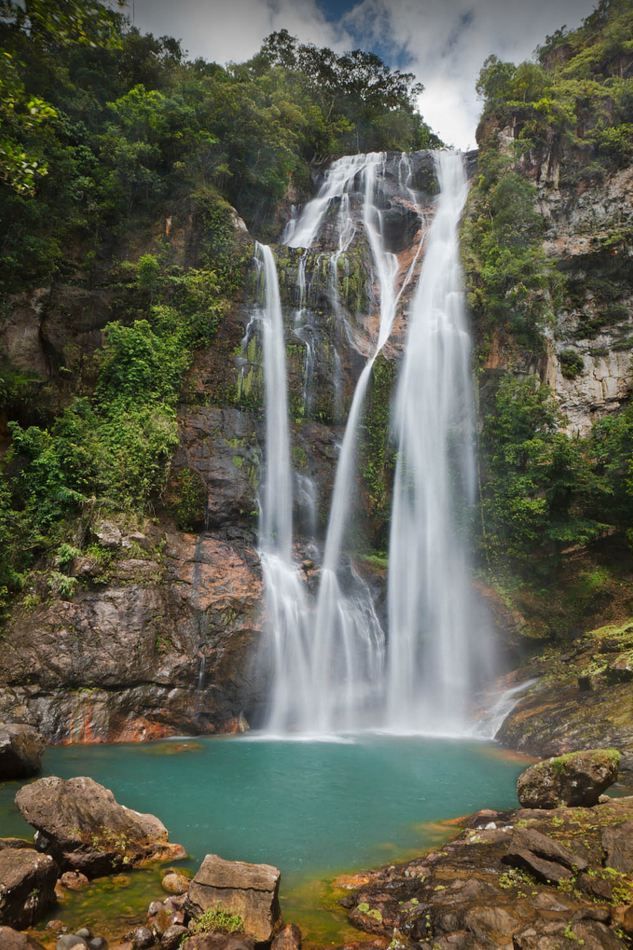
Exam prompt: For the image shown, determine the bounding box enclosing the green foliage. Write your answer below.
[189,907,244,935]
[559,349,584,380]
[169,468,207,532]
[476,1,633,169]
[361,356,396,545]
[462,150,559,353]
[0,5,440,288]
[480,376,599,570]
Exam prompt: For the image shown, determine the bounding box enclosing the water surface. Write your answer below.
[0,734,523,944]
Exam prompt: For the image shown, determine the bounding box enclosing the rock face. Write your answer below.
[187,854,281,942]
[0,527,262,743]
[0,848,57,928]
[497,621,633,760]
[517,749,620,808]
[15,776,184,876]
[0,724,45,780]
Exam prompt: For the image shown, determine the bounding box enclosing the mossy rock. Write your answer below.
[517,749,621,808]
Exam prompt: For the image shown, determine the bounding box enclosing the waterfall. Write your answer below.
[385,151,489,734]
[254,243,312,731]
[255,150,492,736]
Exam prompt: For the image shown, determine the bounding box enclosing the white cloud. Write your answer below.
[126,0,350,64]
[124,0,599,149]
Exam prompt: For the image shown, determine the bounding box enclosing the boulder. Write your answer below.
[59,871,90,890]
[0,848,57,928]
[187,854,281,943]
[15,776,184,876]
[0,927,45,949]
[0,724,45,780]
[160,924,188,949]
[516,749,620,808]
[161,870,190,895]
[602,821,633,872]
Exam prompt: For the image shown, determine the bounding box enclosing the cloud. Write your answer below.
[342,0,597,149]
[126,0,351,64]
[124,0,599,149]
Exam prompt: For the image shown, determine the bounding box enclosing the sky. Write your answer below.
[124,0,598,149]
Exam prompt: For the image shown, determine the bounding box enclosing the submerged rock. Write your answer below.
[187,854,281,943]
[516,748,620,807]
[0,848,58,929]
[161,870,190,895]
[15,776,185,876]
[0,724,45,780]
[59,870,90,891]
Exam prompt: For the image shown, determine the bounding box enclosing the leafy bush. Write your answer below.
[189,907,244,935]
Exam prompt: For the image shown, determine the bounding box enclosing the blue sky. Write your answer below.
[126,0,597,149]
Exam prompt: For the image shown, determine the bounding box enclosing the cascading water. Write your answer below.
[255,150,493,736]
[385,151,492,734]
[254,243,313,730]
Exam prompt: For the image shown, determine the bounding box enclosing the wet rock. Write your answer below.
[161,870,190,895]
[160,924,188,949]
[0,928,46,948]
[501,847,573,884]
[577,870,618,902]
[513,919,623,949]
[15,776,184,876]
[0,724,45,779]
[87,939,107,950]
[0,848,57,928]
[56,937,88,950]
[93,521,122,549]
[130,927,154,949]
[602,821,633,872]
[462,904,519,942]
[517,749,620,807]
[59,870,90,890]
[187,854,281,942]
[271,923,301,950]
[509,827,588,870]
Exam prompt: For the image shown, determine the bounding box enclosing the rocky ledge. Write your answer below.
[340,750,633,948]
[497,618,633,764]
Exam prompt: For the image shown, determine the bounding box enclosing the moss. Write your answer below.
[360,355,396,546]
[168,468,207,531]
